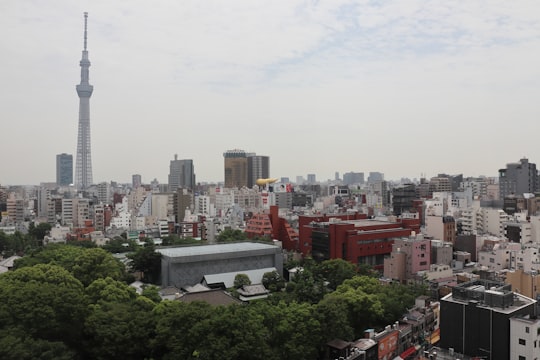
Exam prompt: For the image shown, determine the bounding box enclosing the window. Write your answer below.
[526,326,530,333]
[519,338,526,345]
[519,356,525,360]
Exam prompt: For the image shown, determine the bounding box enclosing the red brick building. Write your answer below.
[245,206,298,246]
[297,214,421,270]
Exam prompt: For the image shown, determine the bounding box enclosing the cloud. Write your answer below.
[1,1,540,184]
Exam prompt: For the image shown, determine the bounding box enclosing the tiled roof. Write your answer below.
[177,289,242,306]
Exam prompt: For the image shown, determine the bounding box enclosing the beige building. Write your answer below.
[506,269,540,300]
[424,215,456,244]
[478,241,520,271]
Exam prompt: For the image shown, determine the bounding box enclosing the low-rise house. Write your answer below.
[236,284,269,302]
[176,288,242,306]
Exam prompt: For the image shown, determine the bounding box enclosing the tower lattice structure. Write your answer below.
[75,12,94,190]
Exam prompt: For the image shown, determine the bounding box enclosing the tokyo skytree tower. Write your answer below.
[75,12,93,189]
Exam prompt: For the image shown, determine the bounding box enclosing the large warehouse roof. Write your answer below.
[156,242,279,258]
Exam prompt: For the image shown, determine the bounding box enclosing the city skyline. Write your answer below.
[1,1,540,185]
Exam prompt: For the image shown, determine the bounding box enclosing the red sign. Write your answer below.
[378,331,398,360]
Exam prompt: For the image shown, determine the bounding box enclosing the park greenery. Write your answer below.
[0,228,427,360]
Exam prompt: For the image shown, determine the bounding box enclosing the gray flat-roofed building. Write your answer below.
[157,242,283,288]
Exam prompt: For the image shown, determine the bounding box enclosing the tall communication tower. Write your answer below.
[75,12,94,190]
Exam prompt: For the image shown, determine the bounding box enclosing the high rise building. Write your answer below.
[367,172,384,183]
[96,182,111,205]
[56,153,73,186]
[132,174,142,189]
[343,172,364,185]
[247,155,269,188]
[306,174,316,184]
[224,149,248,188]
[75,12,94,190]
[499,158,538,199]
[168,155,195,192]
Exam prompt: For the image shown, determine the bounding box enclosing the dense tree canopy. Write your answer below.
[127,243,162,283]
[216,228,248,242]
[72,247,125,286]
[0,264,87,356]
[0,239,428,360]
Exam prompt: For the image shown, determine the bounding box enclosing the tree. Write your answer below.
[127,244,161,284]
[216,228,248,242]
[1,231,32,256]
[357,263,379,277]
[313,258,357,290]
[85,277,137,304]
[285,268,328,304]
[71,248,125,287]
[234,273,251,288]
[315,295,355,344]
[28,222,52,242]
[330,276,387,337]
[0,332,76,360]
[262,270,285,292]
[376,281,428,327]
[152,301,214,359]
[256,301,321,360]
[83,297,156,360]
[0,264,87,351]
[190,305,274,360]
[102,237,137,253]
[141,284,162,303]
[13,244,86,270]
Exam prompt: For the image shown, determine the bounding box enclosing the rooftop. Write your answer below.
[177,288,242,306]
[203,267,277,288]
[156,242,279,258]
[442,279,536,314]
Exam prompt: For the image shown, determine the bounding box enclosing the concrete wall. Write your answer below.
[159,244,283,288]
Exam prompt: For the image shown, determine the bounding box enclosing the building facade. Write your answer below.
[168,155,195,191]
[499,158,538,199]
[132,174,142,189]
[383,235,431,282]
[224,149,248,188]
[157,242,283,288]
[56,153,73,186]
[247,155,269,189]
[510,315,540,360]
[440,279,536,360]
[295,214,420,270]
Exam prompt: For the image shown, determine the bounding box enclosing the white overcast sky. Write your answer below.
[1,1,540,185]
